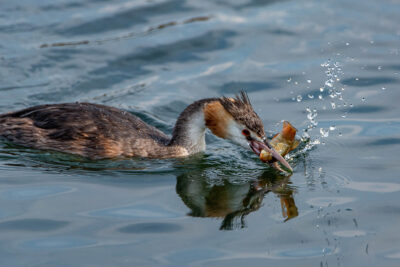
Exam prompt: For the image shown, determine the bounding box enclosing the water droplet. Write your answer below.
[361,97,366,102]
[320,128,329,137]
[349,103,354,108]
[307,111,317,120]
[329,125,336,131]
[325,80,333,87]
[321,62,329,67]
[355,78,359,81]
[308,94,314,99]
[319,167,323,173]
[381,87,386,90]
[287,77,292,82]
[294,81,298,85]
[318,95,323,100]
[320,87,324,92]
[346,42,350,46]
[341,114,347,118]
[296,95,303,102]
[307,80,312,83]
[302,132,310,139]
[378,66,382,70]
[331,102,336,109]
[339,132,342,136]
[306,107,318,128]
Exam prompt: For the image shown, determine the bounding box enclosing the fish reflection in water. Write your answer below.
[176,170,298,230]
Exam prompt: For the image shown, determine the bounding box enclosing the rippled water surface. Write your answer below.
[1,0,400,266]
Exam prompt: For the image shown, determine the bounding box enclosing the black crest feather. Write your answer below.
[219,91,265,137]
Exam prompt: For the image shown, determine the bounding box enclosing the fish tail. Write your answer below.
[281,121,297,141]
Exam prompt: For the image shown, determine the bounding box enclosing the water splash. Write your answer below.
[316,59,349,124]
[321,60,347,108]
[295,59,349,155]
[300,107,320,151]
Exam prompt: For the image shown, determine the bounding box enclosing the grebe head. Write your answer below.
[204,91,292,171]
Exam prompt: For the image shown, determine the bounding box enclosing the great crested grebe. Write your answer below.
[0,92,291,170]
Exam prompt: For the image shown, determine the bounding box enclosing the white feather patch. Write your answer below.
[186,111,207,153]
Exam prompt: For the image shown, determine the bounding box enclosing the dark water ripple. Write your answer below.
[365,137,400,146]
[56,0,193,36]
[118,222,182,234]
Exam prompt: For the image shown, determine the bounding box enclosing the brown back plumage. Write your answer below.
[0,103,172,158]
[219,91,265,138]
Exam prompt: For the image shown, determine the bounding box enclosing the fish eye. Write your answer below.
[242,129,250,136]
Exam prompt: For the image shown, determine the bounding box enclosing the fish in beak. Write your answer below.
[249,139,293,172]
[259,121,300,172]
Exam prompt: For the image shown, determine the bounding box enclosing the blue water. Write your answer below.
[1,0,400,266]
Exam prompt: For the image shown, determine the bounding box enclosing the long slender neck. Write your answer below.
[168,98,218,154]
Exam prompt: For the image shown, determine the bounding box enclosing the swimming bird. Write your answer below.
[0,92,291,170]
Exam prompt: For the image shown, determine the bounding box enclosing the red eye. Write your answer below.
[242,129,250,136]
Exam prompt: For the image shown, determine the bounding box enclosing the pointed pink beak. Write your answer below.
[249,140,293,172]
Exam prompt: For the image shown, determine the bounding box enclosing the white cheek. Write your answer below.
[226,121,250,149]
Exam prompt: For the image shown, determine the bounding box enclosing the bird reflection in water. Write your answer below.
[176,170,298,230]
